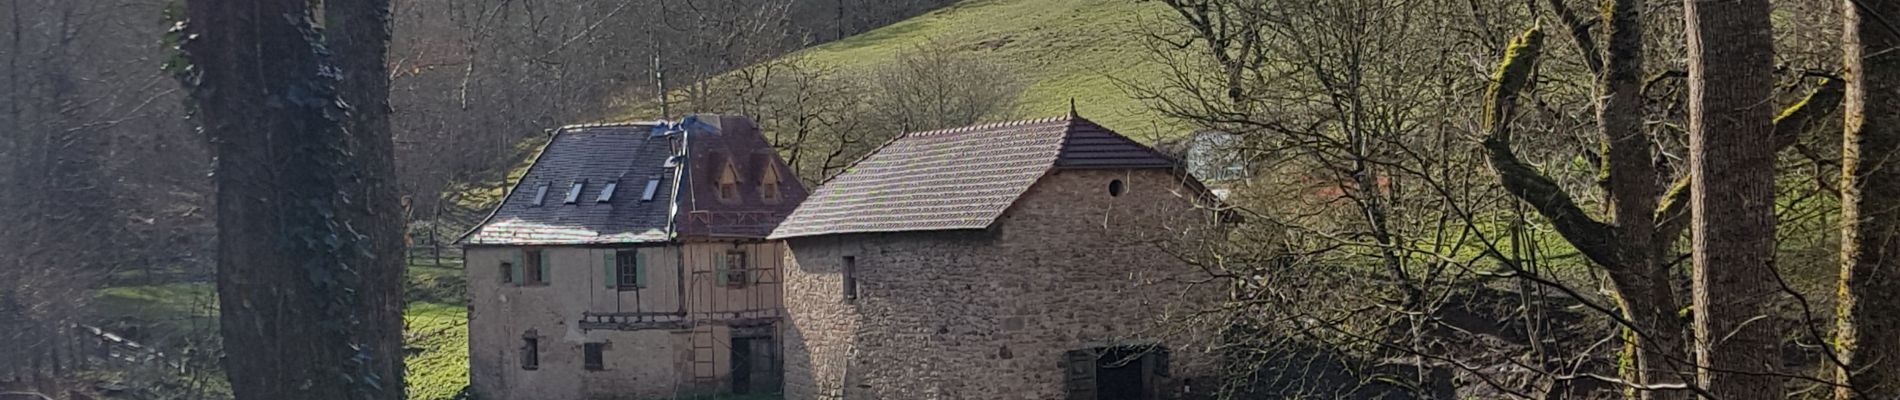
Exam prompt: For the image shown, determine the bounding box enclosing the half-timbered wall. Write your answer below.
[466,240,788,399]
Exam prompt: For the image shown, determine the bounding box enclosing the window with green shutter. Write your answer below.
[615,250,645,289]
[602,251,618,290]
[715,251,729,287]
[540,250,552,284]
[509,250,525,285]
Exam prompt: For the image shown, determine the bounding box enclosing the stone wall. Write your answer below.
[782,168,1224,400]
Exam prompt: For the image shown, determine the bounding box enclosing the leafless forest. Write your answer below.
[2,0,1897,399]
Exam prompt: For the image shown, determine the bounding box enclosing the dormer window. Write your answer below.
[759,164,783,203]
[717,160,741,203]
[564,180,584,204]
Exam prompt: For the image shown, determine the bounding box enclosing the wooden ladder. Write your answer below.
[689,266,719,384]
[690,325,718,383]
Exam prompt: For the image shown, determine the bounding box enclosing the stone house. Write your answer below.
[769,115,1227,400]
[458,115,807,399]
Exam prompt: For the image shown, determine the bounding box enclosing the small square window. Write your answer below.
[583,343,605,371]
[761,182,780,202]
[500,262,515,284]
[719,183,740,202]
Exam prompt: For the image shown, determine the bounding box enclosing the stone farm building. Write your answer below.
[769,114,1227,400]
[458,115,807,399]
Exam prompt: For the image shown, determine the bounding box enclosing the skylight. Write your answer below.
[532,184,550,206]
[596,181,618,203]
[564,181,584,204]
[641,179,662,201]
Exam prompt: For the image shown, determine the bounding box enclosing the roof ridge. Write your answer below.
[557,121,664,130]
[901,115,1073,138]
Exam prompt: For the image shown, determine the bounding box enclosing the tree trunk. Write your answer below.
[1599,0,1692,396]
[1484,8,1695,395]
[1683,0,1784,397]
[326,0,407,398]
[1835,0,1900,397]
[180,0,403,398]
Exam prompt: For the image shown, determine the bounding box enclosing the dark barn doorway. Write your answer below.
[729,333,780,395]
[1065,345,1171,400]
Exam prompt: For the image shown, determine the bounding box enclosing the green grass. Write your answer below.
[405,301,470,400]
[93,282,220,334]
[620,0,1185,138]
[443,136,549,213]
[88,262,473,399]
[817,0,1179,135]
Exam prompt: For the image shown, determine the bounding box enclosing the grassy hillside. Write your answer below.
[798,0,1175,136]
[619,0,1184,138]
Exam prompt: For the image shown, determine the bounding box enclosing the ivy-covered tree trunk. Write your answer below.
[1836,0,1900,397]
[1684,0,1784,397]
[179,0,403,398]
[325,0,407,398]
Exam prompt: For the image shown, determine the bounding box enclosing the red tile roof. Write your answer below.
[767,115,1178,239]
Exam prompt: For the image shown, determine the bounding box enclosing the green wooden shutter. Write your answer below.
[715,252,729,286]
[538,251,551,284]
[634,251,648,288]
[603,250,618,289]
[510,250,525,285]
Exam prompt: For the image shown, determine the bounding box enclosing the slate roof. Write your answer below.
[767,115,1178,239]
[675,117,812,238]
[460,116,807,246]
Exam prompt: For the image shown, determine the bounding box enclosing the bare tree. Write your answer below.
[1682,0,1784,397]
[697,42,1025,184]
[1834,0,1900,397]
[861,41,1025,133]
[1484,0,1697,394]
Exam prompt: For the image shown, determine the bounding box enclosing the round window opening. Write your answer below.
[1108,179,1126,197]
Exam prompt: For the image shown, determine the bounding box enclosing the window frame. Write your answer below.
[716,159,742,203]
[582,342,606,371]
[718,182,740,202]
[723,250,749,288]
[563,180,585,204]
[531,184,550,206]
[842,256,858,303]
[521,335,540,370]
[500,261,515,284]
[759,165,783,203]
[524,249,547,286]
[761,181,780,202]
[616,251,645,290]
